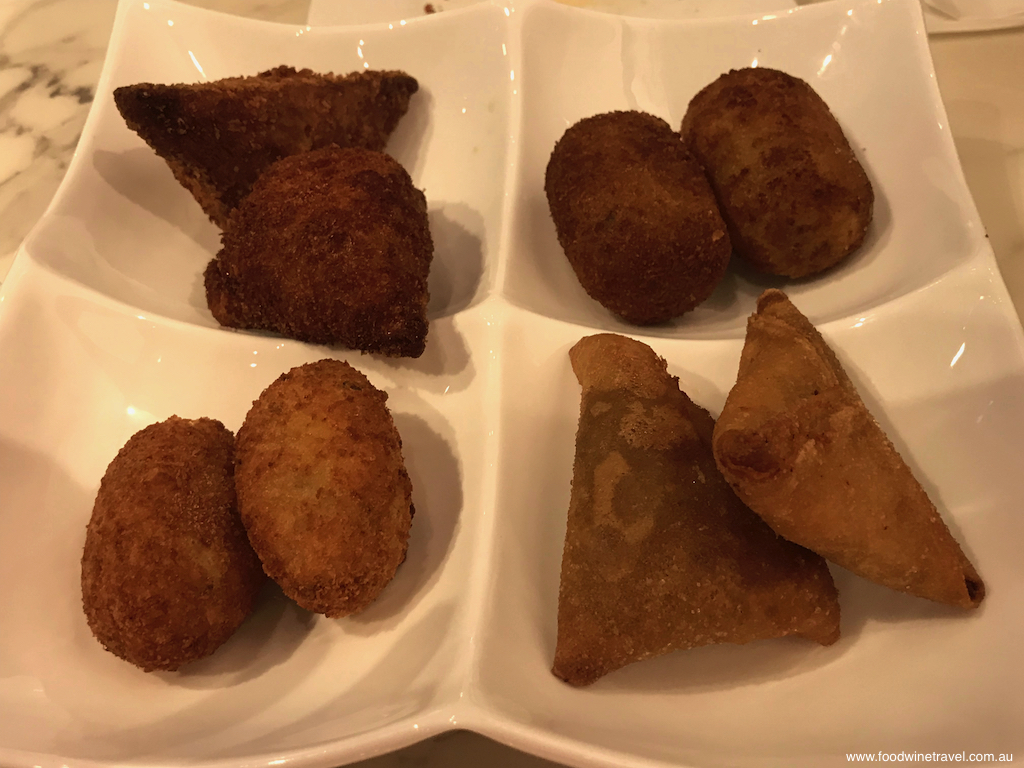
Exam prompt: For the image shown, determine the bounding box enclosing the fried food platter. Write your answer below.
[0,0,1022,766]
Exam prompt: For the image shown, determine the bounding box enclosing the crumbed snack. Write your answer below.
[713,290,984,608]
[554,334,840,686]
[681,68,873,278]
[204,145,433,357]
[235,359,413,618]
[81,416,265,672]
[545,111,731,324]
[114,66,418,227]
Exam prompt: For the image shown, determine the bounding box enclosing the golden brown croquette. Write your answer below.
[545,110,731,325]
[81,416,265,672]
[235,359,413,618]
[681,68,873,278]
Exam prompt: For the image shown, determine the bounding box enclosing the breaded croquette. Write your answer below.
[545,111,731,325]
[681,68,873,278]
[713,290,983,608]
[235,359,413,618]
[204,146,433,357]
[114,66,419,228]
[81,416,265,672]
[554,334,839,686]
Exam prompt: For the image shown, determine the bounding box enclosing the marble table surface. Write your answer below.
[1,0,1022,766]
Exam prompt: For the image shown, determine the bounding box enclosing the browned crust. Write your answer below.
[114,66,419,228]
[205,145,432,357]
[81,416,266,672]
[712,290,984,608]
[553,333,840,686]
[235,359,413,618]
[545,111,731,324]
[681,68,873,278]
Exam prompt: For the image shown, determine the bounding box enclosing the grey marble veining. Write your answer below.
[0,0,116,274]
[0,0,309,278]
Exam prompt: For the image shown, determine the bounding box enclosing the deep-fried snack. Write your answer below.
[236,359,413,618]
[114,66,419,228]
[712,290,984,608]
[81,416,265,672]
[204,145,433,357]
[554,334,840,686]
[681,68,873,278]
[545,111,731,324]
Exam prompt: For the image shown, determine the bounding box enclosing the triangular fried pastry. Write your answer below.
[114,66,418,228]
[554,333,840,687]
[204,145,432,357]
[712,289,984,609]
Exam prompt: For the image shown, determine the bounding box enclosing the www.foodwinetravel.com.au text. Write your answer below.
[846,754,1013,763]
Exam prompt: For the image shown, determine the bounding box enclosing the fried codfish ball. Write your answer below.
[545,111,731,325]
[236,359,413,618]
[681,68,874,278]
[81,416,266,672]
[204,146,433,358]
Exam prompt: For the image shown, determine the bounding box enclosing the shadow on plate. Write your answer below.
[388,83,434,183]
[92,147,220,254]
[0,439,94,682]
[165,582,318,688]
[428,202,486,318]
[220,599,459,759]
[347,412,463,631]
[369,313,475,388]
[595,633,843,694]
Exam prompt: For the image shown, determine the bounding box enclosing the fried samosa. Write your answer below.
[553,333,840,687]
[712,289,984,609]
[114,66,418,228]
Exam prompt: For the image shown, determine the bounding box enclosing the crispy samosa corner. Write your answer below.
[712,289,984,609]
[553,334,840,687]
[114,67,418,228]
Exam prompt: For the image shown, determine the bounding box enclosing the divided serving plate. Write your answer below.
[1,0,1022,765]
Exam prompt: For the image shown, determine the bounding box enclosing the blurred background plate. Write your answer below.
[922,0,1024,34]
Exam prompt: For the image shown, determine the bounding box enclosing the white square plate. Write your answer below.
[1,0,1022,766]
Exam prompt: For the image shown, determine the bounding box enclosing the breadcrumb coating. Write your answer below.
[681,68,873,278]
[204,146,433,357]
[81,416,265,672]
[114,66,418,228]
[545,111,731,324]
[235,359,413,618]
